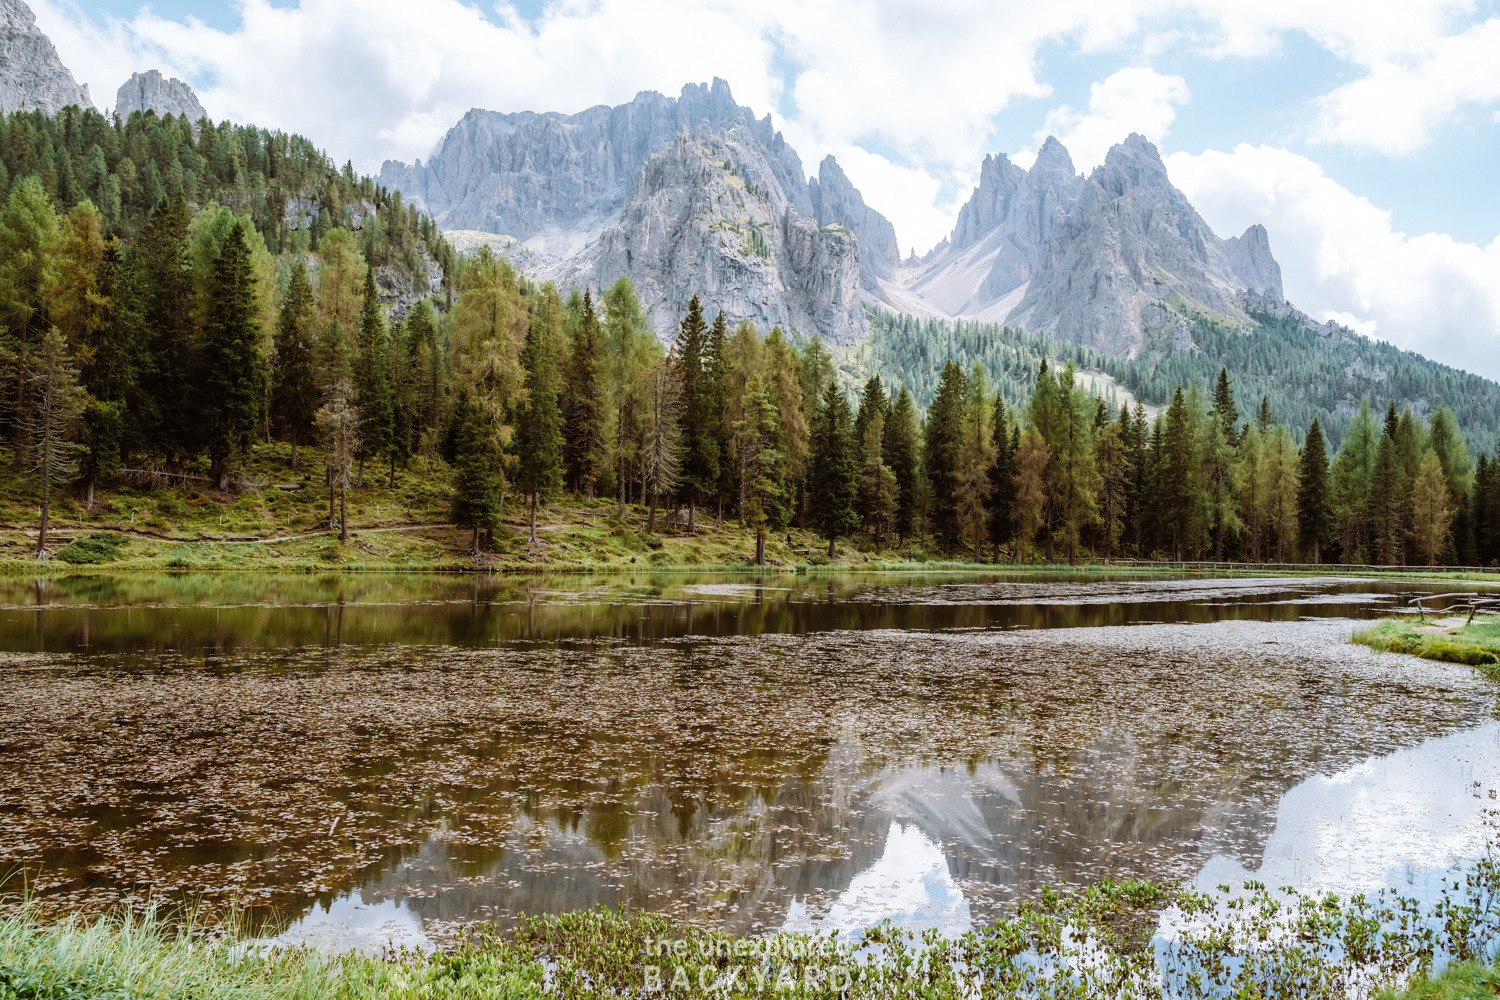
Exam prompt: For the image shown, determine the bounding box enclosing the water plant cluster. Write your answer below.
[1,838,1497,999]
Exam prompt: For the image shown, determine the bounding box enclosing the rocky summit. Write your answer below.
[380,79,890,344]
[892,133,1284,357]
[115,69,207,122]
[388,84,1289,356]
[0,0,92,116]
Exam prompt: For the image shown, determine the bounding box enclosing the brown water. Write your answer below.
[0,572,1496,947]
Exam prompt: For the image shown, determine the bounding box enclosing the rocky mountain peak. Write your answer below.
[115,69,207,121]
[0,0,93,116]
[808,154,900,286]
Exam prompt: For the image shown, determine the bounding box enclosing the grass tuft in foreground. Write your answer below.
[1376,959,1500,999]
[1352,618,1500,676]
[3,835,1499,999]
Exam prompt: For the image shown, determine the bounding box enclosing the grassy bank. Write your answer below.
[4,855,1499,999]
[1352,618,1500,677]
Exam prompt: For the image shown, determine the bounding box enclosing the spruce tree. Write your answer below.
[354,266,392,486]
[675,296,718,530]
[1297,418,1331,563]
[924,360,968,553]
[809,380,858,558]
[271,259,318,469]
[450,395,501,555]
[854,375,888,453]
[1213,367,1239,446]
[707,310,732,522]
[132,194,195,466]
[883,386,920,546]
[514,320,563,544]
[565,288,604,498]
[987,395,1017,558]
[199,221,264,490]
[1160,387,1195,560]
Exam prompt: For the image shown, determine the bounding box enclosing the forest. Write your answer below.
[2,104,1499,568]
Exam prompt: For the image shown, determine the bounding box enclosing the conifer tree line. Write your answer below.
[4,108,1499,567]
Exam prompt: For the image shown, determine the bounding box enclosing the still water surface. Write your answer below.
[0,572,1496,948]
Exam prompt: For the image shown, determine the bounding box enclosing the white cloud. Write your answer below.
[1166,144,1500,381]
[1308,17,1500,154]
[1034,67,1190,172]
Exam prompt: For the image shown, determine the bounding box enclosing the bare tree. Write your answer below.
[316,372,360,542]
[27,328,82,557]
[643,353,681,535]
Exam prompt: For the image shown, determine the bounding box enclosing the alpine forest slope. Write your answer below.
[0,5,1498,573]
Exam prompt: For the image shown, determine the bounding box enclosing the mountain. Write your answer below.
[115,69,207,122]
[379,79,891,343]
[891,133,1283,357]
[0,0,92,115]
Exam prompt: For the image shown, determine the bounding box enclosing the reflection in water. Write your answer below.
[783,823,971,934]
[1196,719,1500,904]
[3,575,1498,950]
[0,572,1478,655]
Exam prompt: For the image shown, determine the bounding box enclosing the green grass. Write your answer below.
[1375,959,1500,999]
[1352,618,1500,676]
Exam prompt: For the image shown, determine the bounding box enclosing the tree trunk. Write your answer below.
[715,496,722,528]
[36,426,49,558]
[356,457,364,489]
[472,524,480,556]
[339,486,348,542]
[217,464,230,491]
[290,428,299,470]
[328,480,335,527]
[827,535,835,559]
[1313,537,1320,565]
[647,487,659,535]
[529,492,537,545]
[618,450,625,519]
[755,529,765,565]
[688,498,696,533]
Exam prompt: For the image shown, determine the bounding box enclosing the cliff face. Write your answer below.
[808,154,900,289]
[895,133,1288,356]
[572,124,866,344]
[115,70,207,121]
[382,79,872,343]
[0,0,92,116]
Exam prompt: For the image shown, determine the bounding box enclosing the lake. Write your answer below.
[0,572,1496,952]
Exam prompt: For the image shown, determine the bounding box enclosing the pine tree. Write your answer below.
[1411,452,1452,566]
[854,375,888,457]
[1331,397,1379,562]
[707,310,732,522]
[271,259,318,469]
[199,220,264,490]
[809,380,858,558]
[675,296,718,530]
[564,288,604,498]
[0,176,62,472]
[514,319,563,545]
[884,386,920,547]
[1160,386,1195,560]
[737,371,786,564]
[1095,419,1132,562]
[1369,431,1404,565]
[1297,418,1331,563]
[861,410,897,552]
[29,328,82,555]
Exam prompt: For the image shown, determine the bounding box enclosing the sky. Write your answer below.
[27,0,1500,381]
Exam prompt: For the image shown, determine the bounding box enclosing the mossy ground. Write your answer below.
[1352,617,1500,677]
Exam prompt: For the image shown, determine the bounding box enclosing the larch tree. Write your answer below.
[953,364,995,562]
[1094,419,1132,563]
[738,370,786,564]
[1011,432,1050,562]
[860,410,897,551]
[643,352,682,535]
[1331,397,1379,562]
[0,177,63,473]
[354,266,393,487]
[199,220,265,491]
[602,278,656,517]
[29,327,82,556]
[450,395,501,556]
[1410,452,1452,566]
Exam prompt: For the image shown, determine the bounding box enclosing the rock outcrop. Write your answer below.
[383,79,871,343]
[808,154,900,288]
[572,123,866,344]
[895,133,1289,356]
[115,70,207,121]
[0,0,92,116]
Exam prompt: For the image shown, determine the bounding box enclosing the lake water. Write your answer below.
[0,572,1496,950]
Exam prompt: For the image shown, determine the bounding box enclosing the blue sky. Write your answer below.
[30,0,1500,378]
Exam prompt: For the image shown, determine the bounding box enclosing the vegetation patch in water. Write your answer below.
[1353,619,1500,674]
[2,843,1498,999]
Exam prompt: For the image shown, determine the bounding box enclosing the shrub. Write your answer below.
[55,533,127,564]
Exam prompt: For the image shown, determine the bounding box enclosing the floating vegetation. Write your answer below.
[1,616,1493,934]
